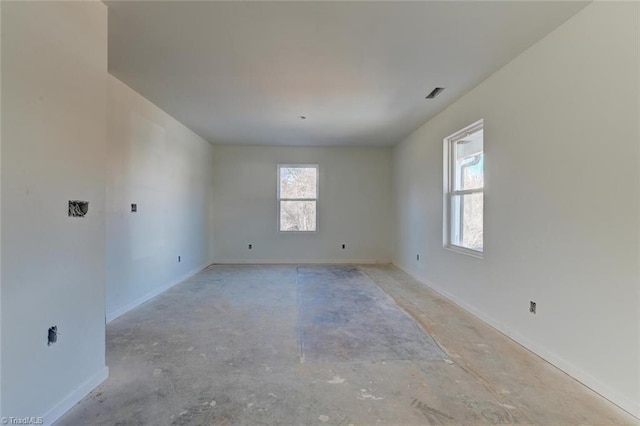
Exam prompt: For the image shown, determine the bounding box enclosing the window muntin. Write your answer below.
[445,121,484,254]
[278,165,318,232]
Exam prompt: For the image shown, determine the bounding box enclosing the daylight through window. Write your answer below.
[445,120,484,254]
[278,165,318,232]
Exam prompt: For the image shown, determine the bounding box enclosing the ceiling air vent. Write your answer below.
[426,87,445,99]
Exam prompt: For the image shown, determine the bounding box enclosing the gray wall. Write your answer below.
[1,1,108,419]
[106,76,215,321]
[212,145,392,263]
[392,2,639,417]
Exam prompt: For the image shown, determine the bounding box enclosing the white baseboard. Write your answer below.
[392,261,640,420]
[106,261,213,323]
[212,259,390,265]
[44,366,108,426]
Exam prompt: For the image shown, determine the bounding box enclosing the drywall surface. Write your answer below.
[393,2,639,418]
[106,76,214,321]
[0,1,3,416]
[212,145,392,263]
[1,1,108,421]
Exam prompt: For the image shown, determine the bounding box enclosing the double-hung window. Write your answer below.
[444,120,484,255]
[278,164,318,232]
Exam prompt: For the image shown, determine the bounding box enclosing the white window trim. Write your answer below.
[443,119,484,258]
[277,164,319,233]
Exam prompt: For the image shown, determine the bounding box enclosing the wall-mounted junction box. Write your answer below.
[68,201,88,217]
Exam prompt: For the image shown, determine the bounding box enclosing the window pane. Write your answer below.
[451,193,483,251]
[280,200,317,231]
[280,167,317,199]
[453,128,483,191]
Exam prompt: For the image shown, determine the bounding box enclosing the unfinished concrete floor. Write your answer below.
[58,265,636,425]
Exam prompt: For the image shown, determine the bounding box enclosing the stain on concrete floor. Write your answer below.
[56,265,637,426]
[298,266,444,363]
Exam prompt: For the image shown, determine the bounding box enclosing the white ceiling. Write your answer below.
[106,1,587,147]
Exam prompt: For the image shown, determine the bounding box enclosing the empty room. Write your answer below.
[0,0,639,425]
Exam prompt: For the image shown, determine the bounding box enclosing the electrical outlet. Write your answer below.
[417,254,420,261]
[178,256,181,263]
[131,203,137,213]
[47,326,58,346]
[248,244,252,250]
[341,244,346,249]
[530,301,536,314]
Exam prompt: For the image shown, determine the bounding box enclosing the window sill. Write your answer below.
[445,245,483,259]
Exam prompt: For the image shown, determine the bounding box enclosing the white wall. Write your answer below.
[393,2,639,418]
[212,145,392,263]
[1,1,108,421]
[0,1,4,416]
[106,76,215,322]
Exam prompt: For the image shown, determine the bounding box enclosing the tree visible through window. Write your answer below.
[445,120,484,254]
[278,165,318,232]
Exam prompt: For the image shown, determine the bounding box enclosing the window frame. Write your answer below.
[277,164,319,233]
[443,119,484,258]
